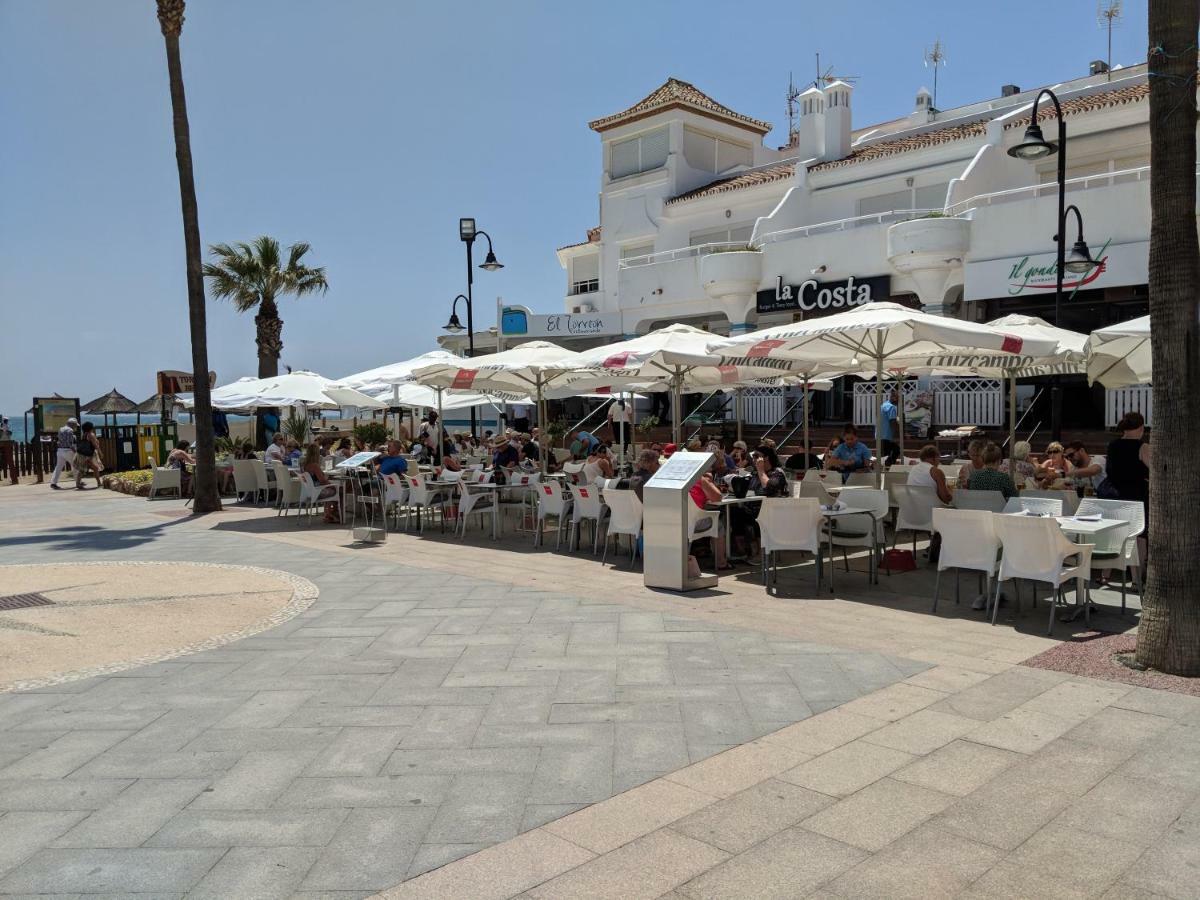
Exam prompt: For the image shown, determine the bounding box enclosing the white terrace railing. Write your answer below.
[945,164,1158,217]
[854,378,1003,429]
[1106,385,1153,428]
[617,241,748,270]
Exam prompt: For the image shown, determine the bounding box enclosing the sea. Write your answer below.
[2,413,254,443]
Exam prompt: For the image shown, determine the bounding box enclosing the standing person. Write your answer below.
[607,398,633,464]
[649,389,671,424]
[512,403,531,435]
[1106,412,1150,513]
[73,422,103,489]
[878,390,900,466]
[50,417,80,490]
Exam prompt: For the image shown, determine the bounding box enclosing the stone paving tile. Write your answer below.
[144,808,348,847]
[188,845,320,899]
[890,739,1023,797]
[860,708,978,755]
[50,778,209,848]
[671,779,832,854]
[0,811,90,881]
[777,739,916,797]
[801,777,956,852]
[676,826,865,900]
[0,847,226,894]
[543,778,715,854]
[303,807,439,892]
[1120,818,1200,899]
[523,828,728,900]
[665,740,811,800]
[1002,822,1147,895]
[0,778,133,812]
[826,823,1004,900]
[1055,773,1193,845]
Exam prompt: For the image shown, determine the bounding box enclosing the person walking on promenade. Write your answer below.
[73,422,103,489]
[50,417,79,490]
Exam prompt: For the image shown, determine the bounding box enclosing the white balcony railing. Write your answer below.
[753,209,941,247]
[945,164,1162,217]
[618,242,749,270]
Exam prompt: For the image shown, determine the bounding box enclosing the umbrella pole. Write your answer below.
[897,377,905,465]
[875,356,884,488]
[672,375,682,447]
[437,389,444,464]
[1008,374,1017,455]
[735,389,743,445]
[538,378,547,475]
[803,380,811,470]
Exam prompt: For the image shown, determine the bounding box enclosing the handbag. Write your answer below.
[75,436,95,458]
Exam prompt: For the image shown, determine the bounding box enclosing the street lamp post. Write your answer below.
[1007,89,1096,440]
[445,218,503,438]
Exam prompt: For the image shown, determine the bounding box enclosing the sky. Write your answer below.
[0,0,1150,416]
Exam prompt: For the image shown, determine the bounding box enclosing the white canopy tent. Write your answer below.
[703,302,1058,483]
[1087,314,1151,388]
[336,351,462,398]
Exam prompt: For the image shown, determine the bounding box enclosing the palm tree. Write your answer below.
[155,0,220,513]
[1136,0,1200,676]
[203,237,329,378]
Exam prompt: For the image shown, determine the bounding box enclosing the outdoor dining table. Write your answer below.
[705,494,762,563]
[820,503,887,590]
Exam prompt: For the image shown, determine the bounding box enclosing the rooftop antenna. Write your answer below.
[1098,0,1122,81]
[786,71,801,146]
[812,52,859,90]
[923,38,947,109]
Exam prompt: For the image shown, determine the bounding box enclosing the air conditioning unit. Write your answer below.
[573,302,595,314]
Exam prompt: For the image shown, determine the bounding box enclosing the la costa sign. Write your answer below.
[757,274,891,316]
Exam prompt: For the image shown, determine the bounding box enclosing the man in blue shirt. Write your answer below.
[376,441,408,477]
[570,430,600,459]
[878,390,900,466]
[829,425,874,482]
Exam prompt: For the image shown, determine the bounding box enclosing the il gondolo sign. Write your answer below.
[964,239,1145,301]
[756,275,891,315]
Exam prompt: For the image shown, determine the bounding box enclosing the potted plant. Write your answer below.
[282,409,311,445]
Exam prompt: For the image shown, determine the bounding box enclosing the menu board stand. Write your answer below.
[643,451,718,592]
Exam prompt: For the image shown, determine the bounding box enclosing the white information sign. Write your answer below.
[648,451,712,486]
[335,451,380,469]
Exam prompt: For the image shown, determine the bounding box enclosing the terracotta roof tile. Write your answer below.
[665,162,796,206]
[808,81,1149,173]
[589,78,771,135]
[557,227,601,252]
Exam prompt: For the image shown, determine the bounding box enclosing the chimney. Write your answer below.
[794,85,825,160]
[1090,59,1110,76]
[1000,84,1021,97]
[822,80,853,161]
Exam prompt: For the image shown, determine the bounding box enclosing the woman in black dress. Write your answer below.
[1106,412,1151,513]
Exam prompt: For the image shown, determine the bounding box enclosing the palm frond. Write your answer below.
[203,235,327,310]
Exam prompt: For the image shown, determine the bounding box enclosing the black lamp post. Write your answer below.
[446,218,504,438]
[1007,89,1097,440]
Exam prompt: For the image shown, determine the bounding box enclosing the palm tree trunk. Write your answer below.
[157,0,220,513]
[1136,0,1200,675]
[255,295,283,378]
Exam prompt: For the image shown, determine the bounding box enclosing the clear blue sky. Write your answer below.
[0,0,1148,416]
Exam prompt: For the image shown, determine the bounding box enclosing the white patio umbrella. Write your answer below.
[411,341,592,472]
[569,323,780,444]
[704,302,1057,484]
[195,371,385,411]
[1086,314,1151,388]
[901,314,1087,456]
[337,351,462,398]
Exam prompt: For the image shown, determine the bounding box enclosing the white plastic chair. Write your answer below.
[884,470,910,510]
[826,488,889,588]
[1076,497,1145,613]
[552,448,572,465]
[562,461,585,484]
[844,471,876,488]
[1023,488,1080,516]
[931,508,1000,614]
[272,462,302,517]
[382,473,410,530]
[794,478,834,506]
[599,487,643,567]
[758,497,824,592]
[685,495,722,567]
[406,473,451,533]
[1002,496,1064,516]
[250,459,273,504]
[892,484,944,556]
[147,464,181,500]
[457,471,497,539]
[568,483,606,554]
[232,459,259,503]
[297,471,338,523]
[992,515,1093,635]
[499,472,539,530]
[535,480,573,549]
[954,489,1008,513]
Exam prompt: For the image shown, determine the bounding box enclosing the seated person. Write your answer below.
[688,472,729,569]
[569,429,600,460]
[375,440,409,478]
[821,437,842,470]
[519,433,540,465]
[285,439,302,463]
[752,444,788,497]
[1000,440,1038,484]
[662,442,678,459]
[492,433,520,480]
[332,437,355,462]
[730,446,749,470]
[625,448,659,501]
[967,442,1018,499]
[956,439,987,488]
[707,442,731,482]
[909,444,953,505]
[1037,441,1071,486]
[301,443,341,523]
[826,426,873,482]
[582,444,614,483]
[440,437,461,472]
[264,432,287,464]
[1064,441,1106,492]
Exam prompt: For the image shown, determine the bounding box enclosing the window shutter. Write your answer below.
[914,183,949,210]
[640,128,669,171]
[683,129,716,172]
[611,138,639,179]
[716,139,752,173]
[573,255,599,282]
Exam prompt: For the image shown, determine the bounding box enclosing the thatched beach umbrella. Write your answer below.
[81,388,137,428]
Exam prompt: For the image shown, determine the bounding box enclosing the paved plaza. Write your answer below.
[0,485,1196,898]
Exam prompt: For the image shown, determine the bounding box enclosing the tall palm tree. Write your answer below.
[203,237,329,378]
[1136,0,1200,676]
[155,0,220,513]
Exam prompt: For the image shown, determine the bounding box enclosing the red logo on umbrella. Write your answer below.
[602,352,631,368]
[747,340,785,358]
[451,369,477,389]
[1000,336,1024,354]
[718,365,738,383]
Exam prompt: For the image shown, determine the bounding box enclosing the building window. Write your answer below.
[610,127,669,179]
[619,242,655,265]
[689,224,754,247]
[569,254,600,295]
[682,128,753,174]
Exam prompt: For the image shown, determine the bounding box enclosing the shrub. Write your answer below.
[353,422,389,447]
